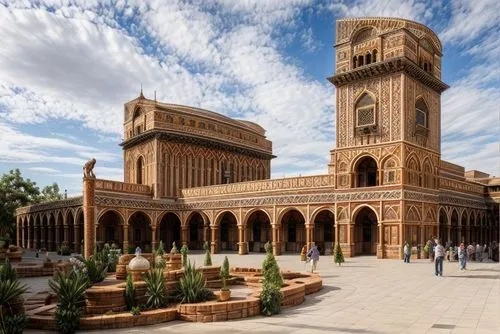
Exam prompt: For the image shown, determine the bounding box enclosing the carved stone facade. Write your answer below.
[15,17,499,259]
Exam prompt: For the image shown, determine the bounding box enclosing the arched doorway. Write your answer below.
[136,157,144,185]
[76,210,84,253]
[439,208,447,242]
[461,213,467,244]
[470,213,477,243]
[48,214,56,251]
[97,210,124,250]
[28,217,34,249]
[129,212,152,252]
[159,213,181,250]
[354,207,378,255]
[218,212,238,251]
[313,210,335,255]
[34,216,41,249]
[186,212,205,250]
[246,210,271,253]
[281,209,306,253]
[355,156,378,187]
[450,210,459,246]
[41,215,48,250]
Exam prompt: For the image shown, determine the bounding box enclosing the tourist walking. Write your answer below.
[403,241,411,263]
[300,244,308,270]
[458,243,467,270]
[434,240,445,276]
[467,243,474,261]
[307,245,320,273]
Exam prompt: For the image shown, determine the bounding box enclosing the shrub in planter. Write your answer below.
[153,241,166,270]
[124,273,136,310]
[0,279,28,313]
[130,306,141,316]
[0,313,29,334]
[203,241,212,266]
[219,256,231,301]
[49,270,89,334]
[262,242,283,287]
[260,281,282,316]
[176,261,214,304]
[95,243,121,272]
[333,243,344,266]
[143,268,167,309]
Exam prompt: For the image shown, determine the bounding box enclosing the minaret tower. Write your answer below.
[328,18,448,258]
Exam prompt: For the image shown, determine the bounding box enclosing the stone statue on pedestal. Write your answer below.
[83,158,96,178]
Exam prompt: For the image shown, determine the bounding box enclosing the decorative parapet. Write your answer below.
[181,175,335,199]
[439,177,484,195]
[15,196,83,215]
[95,179,151,195]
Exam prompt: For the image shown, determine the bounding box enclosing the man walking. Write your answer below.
[403,241,411,263]
[307,245,320,273]
[434,239,445,276]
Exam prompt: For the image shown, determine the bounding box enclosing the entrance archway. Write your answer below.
[354,156,378,187]
[48,213,56,251]
[186,212,205,250]
[450,209,459,246]
[281,209,306,253]
[354,207,378,255]
[246,210,271,253]
[218,212,238,251]
[97,210,124,250]
[313,210,335,255]
[128,211,152,252]
[159,213,181,250]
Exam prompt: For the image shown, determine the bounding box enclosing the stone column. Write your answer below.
[55,225,61,249]
[74,225,81,254]
[48,226,54,251]
[203,224,209,243]
[27,226,32,249]
[123,224,129,254]
[33,226,39,249]
[181,225,189,246]
[377,222,384,259]
[21,224,25,248]
[64,225,69,243]
[83,177,96,259]
[271,224,281,256]
[210,225,219,254]
[305,224,314,250]
[152,225,158,250]
[16,218,20,247]
[238,225,248,255]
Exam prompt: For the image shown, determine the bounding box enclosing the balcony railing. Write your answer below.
[95,179,152,195]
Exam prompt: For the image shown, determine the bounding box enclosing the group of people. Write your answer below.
[424,238,499,276]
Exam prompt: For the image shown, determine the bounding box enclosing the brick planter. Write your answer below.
[85,285,127,314]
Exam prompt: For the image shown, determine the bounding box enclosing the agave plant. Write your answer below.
[143,268,167,309]
[72,255,108,285]
[0,258,17,281]
[176,261,214,304]
[48,270,89,334]
[0,279,28,309]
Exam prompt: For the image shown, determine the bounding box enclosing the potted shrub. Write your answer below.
[219,256,230,301]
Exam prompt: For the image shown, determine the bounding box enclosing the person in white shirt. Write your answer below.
[434,239,445,276]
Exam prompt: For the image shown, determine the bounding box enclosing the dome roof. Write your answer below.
[128,255,150,271]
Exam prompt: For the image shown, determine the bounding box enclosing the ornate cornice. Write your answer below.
[120,129,275,160]
[15,197,83,215]
[328,57,449,94]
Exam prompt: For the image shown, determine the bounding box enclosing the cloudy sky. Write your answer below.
[0,0,499,195]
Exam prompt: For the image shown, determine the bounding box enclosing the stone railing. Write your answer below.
[95,179,152,195]
[15,196,83,215]
[439,177,484,195]
[180,174,335,198]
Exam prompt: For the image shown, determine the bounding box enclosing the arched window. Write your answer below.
[366,52,371,64]
[423,160,433,188]
[415,98,429,128]
[136,157,144,185]
[407,157,421,187]
[358,55,364,66]
[372,49,377,62]
[355,93,376,128]
[353,56,357,69]
[355,156,378,187]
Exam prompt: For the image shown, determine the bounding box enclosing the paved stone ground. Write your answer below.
[22,252,499,334]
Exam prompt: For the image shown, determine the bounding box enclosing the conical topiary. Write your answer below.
[262,241,283,288]
[333,243,344,266]
[203,241,212,266]
[180,244,189,267]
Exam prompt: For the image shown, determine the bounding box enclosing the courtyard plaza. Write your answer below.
[21,251,499,334]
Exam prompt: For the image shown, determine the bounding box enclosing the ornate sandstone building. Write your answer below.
[15,17,499,259]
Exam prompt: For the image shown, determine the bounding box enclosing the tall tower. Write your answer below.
[328,18,448,258]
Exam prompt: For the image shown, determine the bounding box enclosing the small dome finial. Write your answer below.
[139,83,144,99]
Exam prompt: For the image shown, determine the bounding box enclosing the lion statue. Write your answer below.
[83,158,96,178]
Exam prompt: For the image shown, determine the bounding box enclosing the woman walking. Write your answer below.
[458,242,467,271]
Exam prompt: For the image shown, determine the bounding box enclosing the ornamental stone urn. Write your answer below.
[128,254,150,282]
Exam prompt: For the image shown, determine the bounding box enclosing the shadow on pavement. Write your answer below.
[448,274,500,279]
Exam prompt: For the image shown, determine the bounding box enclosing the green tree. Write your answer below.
[333,243,345,265]
[40,183,63,202]
[0,169,62,244]
[0,169,41,241]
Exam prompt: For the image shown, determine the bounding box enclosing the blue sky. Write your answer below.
[0,0,499,196]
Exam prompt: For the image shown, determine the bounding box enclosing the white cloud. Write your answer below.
[327,0,431,21]
[27,167,61,173]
